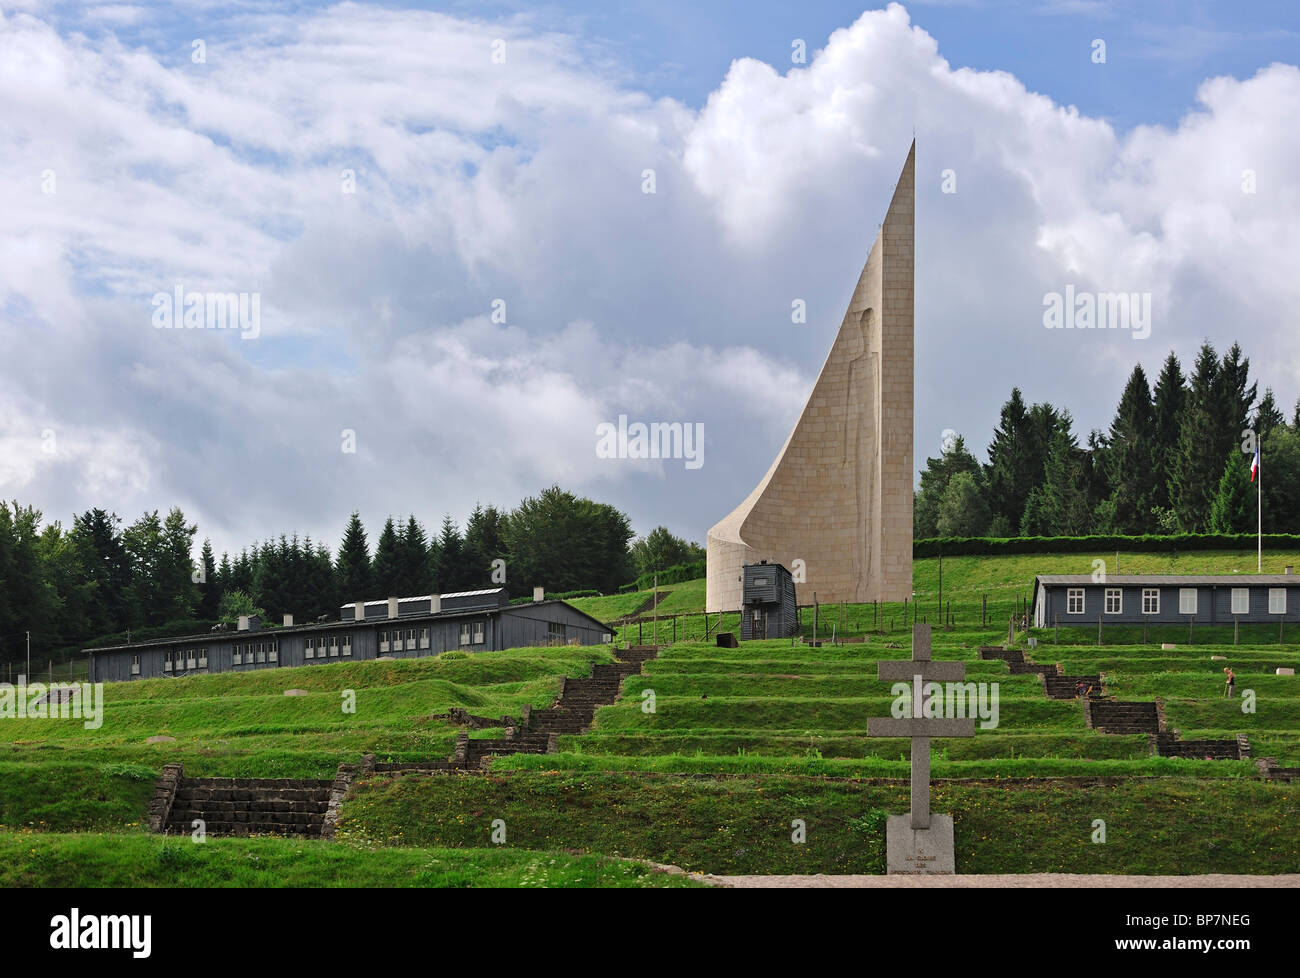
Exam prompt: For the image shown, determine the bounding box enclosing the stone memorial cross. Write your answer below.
[867,623,975,829]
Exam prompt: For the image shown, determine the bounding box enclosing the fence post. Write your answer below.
[1097,614,1102,647]
[1234,616,1239,646]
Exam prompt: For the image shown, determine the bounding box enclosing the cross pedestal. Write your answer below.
[867,624,975,873]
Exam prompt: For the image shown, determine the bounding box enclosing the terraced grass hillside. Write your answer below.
[7,548,1300,883]
[492,638,1300,776]
[0,647,615,831]
[341,627,1300,875]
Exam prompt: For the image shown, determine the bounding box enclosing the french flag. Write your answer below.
[1251,448,1260,483]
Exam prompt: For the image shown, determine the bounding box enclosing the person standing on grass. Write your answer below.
[1224,667,1236,699]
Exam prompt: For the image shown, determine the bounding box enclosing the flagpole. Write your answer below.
[1258,436,1263,573]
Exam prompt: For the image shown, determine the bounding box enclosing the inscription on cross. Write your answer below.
[867,624,975,829]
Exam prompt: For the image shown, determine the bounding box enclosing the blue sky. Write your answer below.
[2,0,1299,560]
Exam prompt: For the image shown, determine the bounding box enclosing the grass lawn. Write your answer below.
[0,832,701,887]
[337,770,1300,875]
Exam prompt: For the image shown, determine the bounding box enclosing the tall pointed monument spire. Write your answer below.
[706,141,915,611]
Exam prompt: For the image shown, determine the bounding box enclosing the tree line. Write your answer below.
[916,341,1300,538]
[0,485,703,665]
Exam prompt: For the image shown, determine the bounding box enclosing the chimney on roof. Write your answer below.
[353,601,365,622]
[533,587,545,602]
[1287,566,1294,575]
[237,615,250,632]
[430,593,441,614]
[387,597,399,619]
[283,613,293,627]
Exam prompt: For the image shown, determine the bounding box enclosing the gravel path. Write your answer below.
[703,873,1300,888]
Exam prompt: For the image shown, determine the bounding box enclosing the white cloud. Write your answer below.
[1,2,1298,558]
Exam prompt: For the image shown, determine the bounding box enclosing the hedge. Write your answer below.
[632,559,707,591]
[913,533,1300,558]
[509,589,602,605]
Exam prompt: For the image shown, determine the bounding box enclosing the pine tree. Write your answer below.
[1170,342,1224,532]
[984,389,1034,533]
[436,515,465,592]
[914,435,982,537]
[936,471,991,537]
[464,503,507,587]
[1019,424,1089,535]
[1208,451,1254,532]
[399,516,431,594]
[1254,388,1285,441]
[1218,342,1257,437]
[1261,426,1300,534]
[1150,352,1187,514]
[335,512,372,602]
[197,538,220,619]
[1103,364,1156,533]
[371,518,400,596]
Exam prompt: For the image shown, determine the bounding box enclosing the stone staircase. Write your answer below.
[148,646,662,839]
[1084,699,1161,735]
[456,646,659,767]
[164,776,333,837]
[1044,674,1102,700]
[981,647,1247,761]
[1153,732,1248,760]
[978,646,1023,664]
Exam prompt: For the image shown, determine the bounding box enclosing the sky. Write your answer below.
[2,0,1298,561]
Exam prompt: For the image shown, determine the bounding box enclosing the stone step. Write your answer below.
[175,787,331,803]
[979,647,1023,663]
[1008,662,1053,675]
[1045,675,1103,699]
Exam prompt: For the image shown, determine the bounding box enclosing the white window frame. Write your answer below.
[1179,588,1197,615]
[1104,588,1122,614]
[406,627,417,651]
[473,621,485,645]
[419,627,429,650]
[163,651,174,672]
[1142,588,1160,615]
[459,623,471,647]
[342,635,352,657]
[268,640,278,663]
[1231,588,1249,615]
[1066,588,1085,615]
[379,630,390,653]
[131,654,140,676]
[305,637,315,660]
[233,644,242,665]
[1269,588,1287,615]
[185,649,196,669]
[197,649,208,668]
